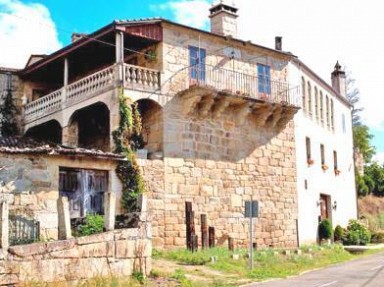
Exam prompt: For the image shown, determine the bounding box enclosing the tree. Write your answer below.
[346,73,364,127]
[353,125,375,163]
[364,163,384,196]
[0,73,18,136]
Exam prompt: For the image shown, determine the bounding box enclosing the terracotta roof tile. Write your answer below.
[0,137,124,160]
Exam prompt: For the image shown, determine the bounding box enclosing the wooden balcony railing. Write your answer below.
[188,64,299,106]
[24,64,161,124]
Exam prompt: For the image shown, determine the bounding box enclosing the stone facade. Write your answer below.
[0,228,151,285]
[139,90,298,248]
[10,18,301,251]
[0,153,122,240]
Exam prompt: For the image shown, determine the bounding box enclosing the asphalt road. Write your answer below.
[247,251,384,287]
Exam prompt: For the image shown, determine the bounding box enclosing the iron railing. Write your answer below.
[188,64,299,106]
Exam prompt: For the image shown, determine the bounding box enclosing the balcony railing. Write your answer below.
[24,64,161,124]
[188,64,299,106]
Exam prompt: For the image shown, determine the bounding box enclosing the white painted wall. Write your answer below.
[289,61,357,245]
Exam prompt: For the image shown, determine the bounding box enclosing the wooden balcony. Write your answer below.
[24,64,161,124]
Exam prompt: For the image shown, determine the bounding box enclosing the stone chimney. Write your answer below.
[209,1,238,37]
[331,61,346,97]
[71,33,87,43]
[275,36,282,51]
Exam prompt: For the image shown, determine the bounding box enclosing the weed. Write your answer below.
[132,271,146,285]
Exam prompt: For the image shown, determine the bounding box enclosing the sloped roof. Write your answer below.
[0,137,124,160]
[20,17,294,76]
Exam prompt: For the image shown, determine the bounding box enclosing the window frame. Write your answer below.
[189,45,206,82]
[257,64,271,95]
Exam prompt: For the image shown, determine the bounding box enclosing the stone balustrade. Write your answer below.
[23,64,161,124]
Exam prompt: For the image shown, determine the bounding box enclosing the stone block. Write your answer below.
[166,158,185,168]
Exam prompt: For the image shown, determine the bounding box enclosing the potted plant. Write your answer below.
[319,219,333,244]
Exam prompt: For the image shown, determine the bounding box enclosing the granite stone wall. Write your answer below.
[139,93,298,249]
[0,228,151,285]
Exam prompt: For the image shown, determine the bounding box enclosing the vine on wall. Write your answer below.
[113,93,146,212]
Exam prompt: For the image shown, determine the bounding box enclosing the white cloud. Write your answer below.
[0,0,61,68]
[151,0,210,29]
[155,0,384,133]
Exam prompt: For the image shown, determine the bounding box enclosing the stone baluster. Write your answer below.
[0,194,9,250]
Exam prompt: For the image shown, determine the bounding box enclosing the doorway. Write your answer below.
[59,168,108,218]
[319,194,330,220]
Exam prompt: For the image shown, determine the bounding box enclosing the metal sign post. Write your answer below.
[245,200,259,270]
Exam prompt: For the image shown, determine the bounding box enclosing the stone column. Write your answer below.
[115,31,124,84]
[0,196,9,250]
[62,123,78,147]
[104,192,116,231]
[57,196,72,240]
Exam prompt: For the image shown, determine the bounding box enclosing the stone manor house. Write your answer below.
[0,2,356,249]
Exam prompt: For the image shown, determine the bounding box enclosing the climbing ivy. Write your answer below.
[113,93,146,212]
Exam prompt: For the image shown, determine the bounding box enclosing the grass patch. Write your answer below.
[154,244,380,282]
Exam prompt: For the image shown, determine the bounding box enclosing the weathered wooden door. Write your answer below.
[319,194,329,220]
[59,168,108,218]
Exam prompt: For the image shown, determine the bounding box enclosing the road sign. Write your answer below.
[245,200,259,218]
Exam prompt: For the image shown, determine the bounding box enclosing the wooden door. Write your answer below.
[59,168,108,218]
[320,194,329,220]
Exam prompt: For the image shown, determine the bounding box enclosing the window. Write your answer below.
[326,95,330,128]
[189,46,206,81]
[257,64,271,94]
[302,77,306,113]
[307,81,312,117]
[306,137,311,162]
[333,150,338,170]
[331,99,334,131]
[342,114,346,133]
[314,87,319,121]
[320,144,325,165]
[320,91,324,124]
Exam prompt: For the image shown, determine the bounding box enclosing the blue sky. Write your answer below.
[1,0,383,161]
[37,0,175,45]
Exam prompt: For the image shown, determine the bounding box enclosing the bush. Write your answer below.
[371,232,384,244]
[318,219,333,240]
[78,214,104,236]
[334,225,345,242]
[342,220,371,245]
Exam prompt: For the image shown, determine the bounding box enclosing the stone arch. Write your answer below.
[136,98,163,155]
[25,120,62,143]
[66,102,110,151]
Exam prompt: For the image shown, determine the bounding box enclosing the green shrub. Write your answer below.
[78,214,104,236]
[334,225,345,242]
[371,232,384,243]
[318,219,333,240]
[343,220,371,245]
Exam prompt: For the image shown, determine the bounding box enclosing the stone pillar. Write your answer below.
[104,192,116,231]
[57,196,72,240]
[138,194,148,222]
[115,31,124,84]
[62,124,78,147]
[0,196,9,250]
